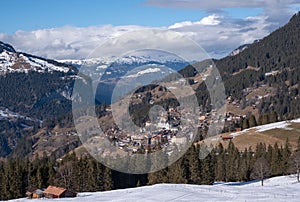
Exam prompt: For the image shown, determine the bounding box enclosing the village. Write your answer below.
[104,107,190,154]
[49,81,271,156]
[102,100,247,154]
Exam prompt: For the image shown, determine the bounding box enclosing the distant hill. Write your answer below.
[201,11,300,120]
[0,41,88,157]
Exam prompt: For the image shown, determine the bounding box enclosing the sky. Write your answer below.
[0,0,300,60]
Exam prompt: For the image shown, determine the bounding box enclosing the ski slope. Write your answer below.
[9,175,300,202]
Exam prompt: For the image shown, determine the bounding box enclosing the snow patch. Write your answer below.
[229,117,300,137]
[255,121,291,132]
[0,49,71,74]
[122,67,162,78]
[265,70,280,77]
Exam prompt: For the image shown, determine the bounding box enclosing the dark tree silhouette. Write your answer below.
[290,150,300,182]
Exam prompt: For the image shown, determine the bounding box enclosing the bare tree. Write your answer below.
[290,150,300,182]
[57,162,74,189]
[251,157,271,186]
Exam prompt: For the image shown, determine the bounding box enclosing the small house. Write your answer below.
[44,186,77,198]
[26,188,44,199]
[221,136,233,141]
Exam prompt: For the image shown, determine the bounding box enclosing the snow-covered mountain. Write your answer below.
[0,41,74,74]
[9,175,300,201]
[60,49,189,79]
[61,49,190,104]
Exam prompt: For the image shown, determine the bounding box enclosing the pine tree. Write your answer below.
[226,141,239,181]
[255,142,267,158]
[201,153,215,185]
[103,166,113,191]
[266,144,273,163]
[237,148,251,181]
[148,168,168,185]
[282,138,292,175]
[296,137,300,152]
[258,114,270,125]
[269,111,278,123]
[167,158,187,184]
[271,143,282,176]
[214,143,226,181]
[188,145,202,184]
[47,161,56,187]
[0,163,3,200]
[148,150,169,185]
[248,115,257,128]
[242,118,249,130]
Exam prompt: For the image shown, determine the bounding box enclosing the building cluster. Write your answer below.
[72,96,253,155]
[103,107,196,154]
[26,186,77,199]
[103,105,234,154]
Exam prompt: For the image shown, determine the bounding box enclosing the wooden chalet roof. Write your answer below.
[44,186,66,196]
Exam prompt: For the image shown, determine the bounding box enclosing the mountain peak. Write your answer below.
[290,11,300,22]
[0,41,16,53]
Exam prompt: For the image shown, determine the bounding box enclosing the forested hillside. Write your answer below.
[0,138,299,200]
[193,12,300,120]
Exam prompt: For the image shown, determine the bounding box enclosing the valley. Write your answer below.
[1,10,300,201]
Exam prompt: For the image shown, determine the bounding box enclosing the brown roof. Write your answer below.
[44,186,66,196]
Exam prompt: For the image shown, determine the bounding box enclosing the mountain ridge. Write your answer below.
[0,42,76,74]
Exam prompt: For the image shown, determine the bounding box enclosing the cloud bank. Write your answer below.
[0,25,146,60]
[145,0,300,29]
[0,2,299,61]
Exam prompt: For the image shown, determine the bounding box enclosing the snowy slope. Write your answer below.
[0,108,38,122]
[229,118,300,138]
[0,42,72,74]
[9,175,300,202]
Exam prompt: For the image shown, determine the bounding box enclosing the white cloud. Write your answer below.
[0,25,146,60]
[0,12,288,60]
[170,14,271,58]
[169,14,222,29]
[0,1,298,61]
[146,0,300,30]
[199,14,223,25]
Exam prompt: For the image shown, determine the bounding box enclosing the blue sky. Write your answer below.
[1,0,264,34]
[0,0,299,60]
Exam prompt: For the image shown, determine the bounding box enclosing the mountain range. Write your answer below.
[0,12,300,159]
[61,49,189,104]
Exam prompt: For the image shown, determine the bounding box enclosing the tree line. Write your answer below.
[0,137,300,200]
